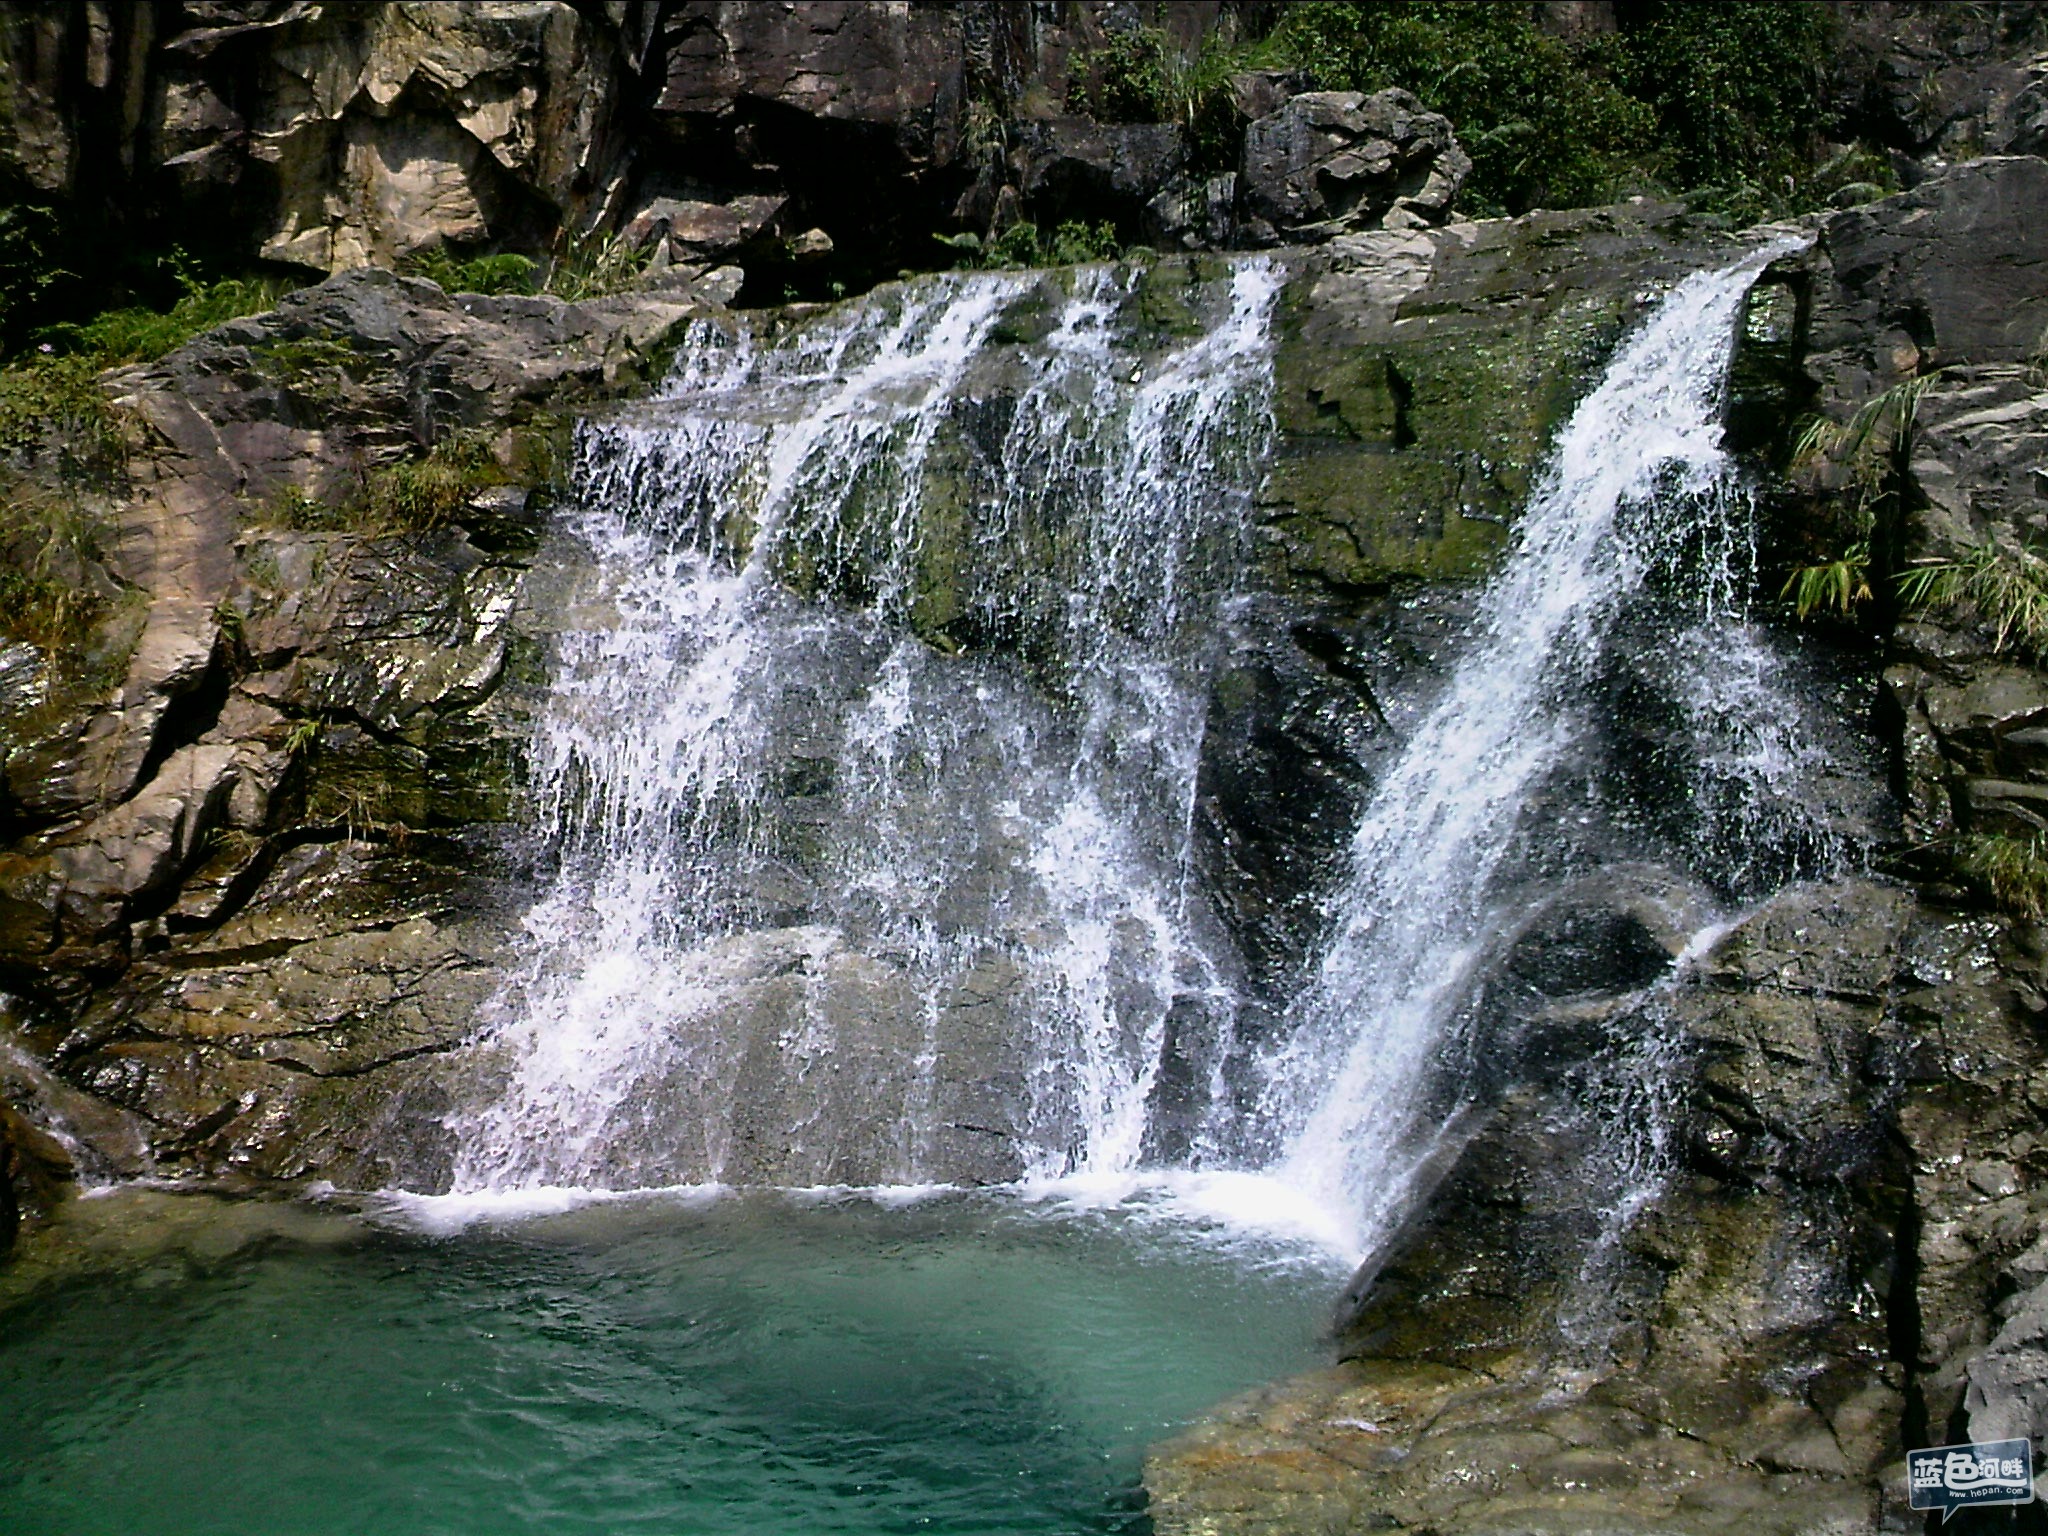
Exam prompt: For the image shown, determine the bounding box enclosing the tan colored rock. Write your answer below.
[53,742,240,935]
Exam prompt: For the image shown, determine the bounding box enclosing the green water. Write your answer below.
[0,1187,1337,1535]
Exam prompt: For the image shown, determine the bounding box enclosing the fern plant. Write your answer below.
[1896,539,2048,656]
[1780,370,1944,619]
[1779,541,1870,617]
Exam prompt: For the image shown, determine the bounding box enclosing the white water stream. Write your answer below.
[1256,240,1811,1252]
[451,263,1282,1197]
[448,241,1845,1263]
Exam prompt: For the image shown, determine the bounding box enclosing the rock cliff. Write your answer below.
[0,263,720,1194]
[1148,154,2048,1536]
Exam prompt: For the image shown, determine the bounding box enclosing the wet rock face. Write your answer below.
[1147,881,1931,1533]
[1153,159,2048,1535]
[0,265,717,1186]
[1260,202,1744,594]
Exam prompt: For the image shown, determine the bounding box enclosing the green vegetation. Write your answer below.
[255,430,507,536]
[1068,26,1178,125]
[1780,542,1871,620]
[0,352,119,482]
[1261,2,1655,214]
[1954,831,2048,921]
[1780,372,1945,620]
[0,341,126,650]
[1066,28,1273,172]
[34,257,287,369]
[0,487,109,647]
[541,231,654,303]
[367,432,498,531]
[403,232,653,303]
[1792,372,1944,508]
[936,221,1126,271]
[1061,2,1842,219]
[1897,541,2048,658]
[0,204,65,351]
[404,248,538,297]
[0,250,296,648]
[282,717,324,759]
[1610,1,1832,216]
[252,333,358,407]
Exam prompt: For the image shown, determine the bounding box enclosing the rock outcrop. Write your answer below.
[0,1,1299,299]
[0,262,722,1203]
[1238,89,1470,244]
[6,0,2048,320]
[1150,153,2048,1535]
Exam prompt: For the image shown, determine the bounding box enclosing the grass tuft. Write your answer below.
[1896,540,2048,657]
[1955,832,2048,921]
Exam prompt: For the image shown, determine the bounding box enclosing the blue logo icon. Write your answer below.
[1908,1439,2034,1521]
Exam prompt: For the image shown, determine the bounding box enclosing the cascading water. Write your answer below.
[451,262,1283,1193]
[1256,240,1826,1254]
[448,239,1862,1267]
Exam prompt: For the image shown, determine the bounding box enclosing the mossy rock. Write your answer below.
[1258,214,1724,592]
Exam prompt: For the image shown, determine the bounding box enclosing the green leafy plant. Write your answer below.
[1954,831,2048,920]
[254,484,343,533]
[282,717,324,759]
[244,543,284,590]
[0,354,121,484]
[35,262,288,369]
[1896,540,2048,657]
[252,430,505,536]
[0,486,110,647]
[1780,541,1871,618]
[1064,24,1259,172]
[203,826,262,863]
[1781,371,1945,619]
[1792,372,1944,498]
[363,430,500,532]
[1250,1,1839,217]
[1263,1,1656,214]
[1805,143,1899,209]
[404,248,538,297]
[1616,1,1832,204]
[255,335,358,377]
[543,231,652,303]
[1068,27,1175,123]
[0,204,68,351]
[937,220,1124,271]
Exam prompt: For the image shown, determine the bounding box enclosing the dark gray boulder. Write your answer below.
[1239,89,1471,246]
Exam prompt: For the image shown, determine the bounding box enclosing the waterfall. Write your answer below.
[446,239,1857,1267]
[450,262,1283,1192]
[1255,240,1814,1254]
